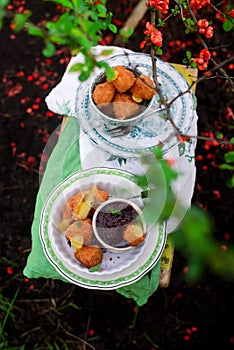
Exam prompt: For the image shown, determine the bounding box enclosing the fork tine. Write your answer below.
[106,125,132,137]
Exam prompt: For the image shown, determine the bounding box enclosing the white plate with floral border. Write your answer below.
[75,53,195,159]
[40,167,166,290]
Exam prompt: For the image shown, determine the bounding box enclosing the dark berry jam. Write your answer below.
[95,201,138,248]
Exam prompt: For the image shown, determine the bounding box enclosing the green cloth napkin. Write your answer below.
[23,116,160,306]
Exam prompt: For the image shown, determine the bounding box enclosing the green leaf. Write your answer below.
[73,0,87,12]
[0,0,10,7]
[219,164,233,170]
[182,206,212,241]
[79,69,91,82]
[186,50,192,59]
[49,35,70,45]
[98,49,114,59]
[136,174,148,190]
[13,12,32,32]
[158,18,164,26]
[108,23,117,33]
[0,15,4,31]
[186,258,204,282]
[42,42,56,57]
[108,206,121,215]
[118,27,133,43]
[223,19,234,32]
[89,264,101,272]
[190,61,197,69]
[226,175,234,188]
[69,62,85,72]
[96,4,107,15]
[26,23,45,38]
[224,151,234,163]
[155,47,163,55]
[216,131,223,139]
[152,146,163,159]
[47,0,73,9]
[119,27,134,39]
[97,61,115,80]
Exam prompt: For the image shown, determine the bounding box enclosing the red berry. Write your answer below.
[184,335,191,341]
[7,267,14,275]
[88,329,94,336]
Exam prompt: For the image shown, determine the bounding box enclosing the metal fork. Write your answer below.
[105,125,133,137]
[105,106,166,137]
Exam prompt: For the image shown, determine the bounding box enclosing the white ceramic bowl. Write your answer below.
[89,66,154,127]
[40,167,166,288]
[92,198,147,252]
[40,167,150,278]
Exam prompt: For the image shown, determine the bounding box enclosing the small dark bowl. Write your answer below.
[92,198,146,252]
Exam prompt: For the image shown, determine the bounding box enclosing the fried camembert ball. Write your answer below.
[113,93,139,120]
[67,186,109,220]
[92,81,115,106]
[130,74,156,101]
[65,218,94,249]
[123,221,146,246]
[58,186,108,233]
[92,185,109,203]
[111,66,135,93]
[74,245,103,268]
[67,191,88,219]
[58,203,73,232]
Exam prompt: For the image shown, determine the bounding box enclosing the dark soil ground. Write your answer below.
[0,1,234,349]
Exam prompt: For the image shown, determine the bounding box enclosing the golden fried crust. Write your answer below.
[74,245,103,268]
[67,192,85,214]
[111,66,135,93]
[123,222,146,246]
[62,203,73,221]
[58,218,71,232]
[113,93,139,120]
[130,74,156,100]
[92,81,115,105]
[91,185,109,203]
[67,191,94,220]
[65,218,93,245]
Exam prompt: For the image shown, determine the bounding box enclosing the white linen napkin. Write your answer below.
[45,45,198,233]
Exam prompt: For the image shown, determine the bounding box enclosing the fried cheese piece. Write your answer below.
[65,218,94,249]
[92,81,115,105]
[76,191,95,220]
[58,203,73,232]
[113,93,139,120]
[67,191,94,220]
[67,191,85,215]
[130,74,156,100]
[74,245,103,268]
[111,66,135,93]
[91,185,109,203]
[58,218,72,232]
[123,221,146,246]
[62,202,73,220]
[65,186,109,222]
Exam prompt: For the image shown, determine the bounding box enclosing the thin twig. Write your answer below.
[168,55,234,108]
[150,12,180,135]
